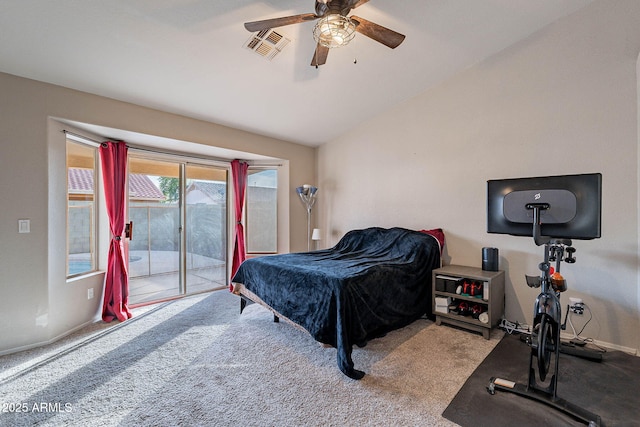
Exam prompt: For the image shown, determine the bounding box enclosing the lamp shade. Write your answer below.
[311,228,322,241]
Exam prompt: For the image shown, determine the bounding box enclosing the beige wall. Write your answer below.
[2,0,639,357]
[318,0,640,352]
[0,72,315,354]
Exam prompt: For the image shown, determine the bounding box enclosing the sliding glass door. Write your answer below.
[127,156,227,305]
[185,164,228,294]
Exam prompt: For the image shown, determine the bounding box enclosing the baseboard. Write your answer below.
[0,317,101,357]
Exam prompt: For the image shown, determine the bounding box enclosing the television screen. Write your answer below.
[487,173,602,240]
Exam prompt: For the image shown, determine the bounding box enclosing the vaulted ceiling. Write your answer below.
[0,0,594,146]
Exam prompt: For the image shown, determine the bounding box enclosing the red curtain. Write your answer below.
[230,159,249,291]
[99,141,132,322]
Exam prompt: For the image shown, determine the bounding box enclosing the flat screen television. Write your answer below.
[487,173,602,240]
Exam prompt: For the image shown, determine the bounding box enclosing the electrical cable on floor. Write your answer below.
[499,318,530,335]
[568,308,580,338]
[566,303,607,353]
[494,309,607,354]
[575,303,592,336]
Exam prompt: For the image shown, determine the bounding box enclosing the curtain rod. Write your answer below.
[62,130,103,147]
[128,142,283,168]
[63,129,283,167]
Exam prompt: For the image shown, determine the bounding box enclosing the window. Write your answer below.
[66,139,98,277]
[246,168,278,253]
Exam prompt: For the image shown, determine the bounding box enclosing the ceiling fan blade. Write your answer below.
[351,16,405,49]
[311,44,329,67]
[351,0,371,8]
[244,13,318,32]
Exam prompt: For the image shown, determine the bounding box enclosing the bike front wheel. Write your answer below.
[535,313,555,381]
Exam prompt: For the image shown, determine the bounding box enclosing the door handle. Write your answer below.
[125,221,134,239]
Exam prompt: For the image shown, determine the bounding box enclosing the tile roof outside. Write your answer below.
[68,168,165,201]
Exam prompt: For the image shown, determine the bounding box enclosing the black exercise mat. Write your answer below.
[443,333,640,427]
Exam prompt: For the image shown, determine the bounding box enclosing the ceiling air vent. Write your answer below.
[245,29,291,61]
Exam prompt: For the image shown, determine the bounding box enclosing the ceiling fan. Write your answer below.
[244,0,405,67]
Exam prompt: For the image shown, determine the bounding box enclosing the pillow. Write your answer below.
[419,228,445,254]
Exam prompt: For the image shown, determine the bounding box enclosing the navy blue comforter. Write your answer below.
[231,227,441,379]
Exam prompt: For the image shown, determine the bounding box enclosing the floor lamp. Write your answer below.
[296,184,318,251]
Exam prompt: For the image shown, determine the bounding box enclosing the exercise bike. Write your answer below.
[487,203,601,426]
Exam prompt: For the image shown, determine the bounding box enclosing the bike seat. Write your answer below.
[525,275,541,288]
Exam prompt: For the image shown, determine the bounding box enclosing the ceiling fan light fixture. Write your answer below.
[313,14,356,48]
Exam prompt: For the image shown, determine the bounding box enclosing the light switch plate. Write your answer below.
[18,219,30,233]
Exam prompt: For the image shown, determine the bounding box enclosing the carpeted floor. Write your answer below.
[443,333,640,427]
[0,290,503,426]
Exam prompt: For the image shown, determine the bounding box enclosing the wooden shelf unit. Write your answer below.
[432,265,505,339]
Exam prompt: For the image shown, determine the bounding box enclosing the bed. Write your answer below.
[231,226,443,379]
